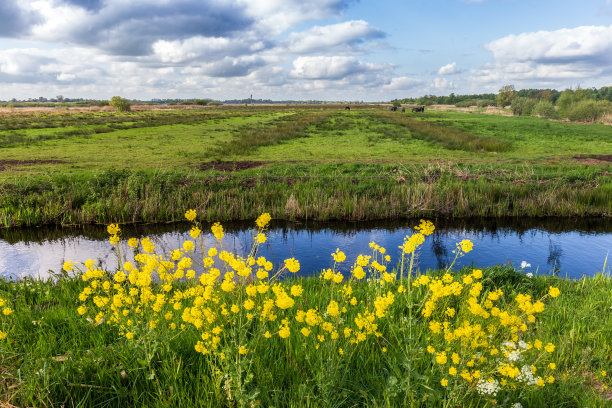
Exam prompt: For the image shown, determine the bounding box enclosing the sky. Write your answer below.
[0,0,611,101]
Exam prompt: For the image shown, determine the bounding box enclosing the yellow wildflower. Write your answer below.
[256,213,271,229]
[184,209,197,221]
[548,287,561,298]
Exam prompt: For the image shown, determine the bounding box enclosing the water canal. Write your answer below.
[1,218,610,280]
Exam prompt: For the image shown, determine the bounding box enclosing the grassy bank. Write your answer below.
[1,106,611,226]
[1,164,610,227]
[0,262,610,407]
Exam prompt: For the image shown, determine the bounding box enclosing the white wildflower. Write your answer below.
[476,378,500,396]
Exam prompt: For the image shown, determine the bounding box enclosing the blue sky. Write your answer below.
[1,0,611,101]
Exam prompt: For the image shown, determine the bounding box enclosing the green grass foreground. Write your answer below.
[1,106,611,227]
[0,268,610,407]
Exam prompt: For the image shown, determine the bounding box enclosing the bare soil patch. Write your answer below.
[199,160,269,172]
[573,154,612,164]
[0,159,65,171]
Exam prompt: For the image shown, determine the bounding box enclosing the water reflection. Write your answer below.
[1,217,611,280]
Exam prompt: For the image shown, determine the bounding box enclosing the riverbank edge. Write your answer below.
[1,169,611,228]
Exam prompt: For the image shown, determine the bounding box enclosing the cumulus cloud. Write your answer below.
[286,20,384,54]
[290,56,388,80]
[382,76,423,90]
[182,56,268,78]
[25,0,253,56]
[0,49,55,78]
[472,25,612,87]
[432,77,454,90]
[240,0,351,35]
[152,37,268,64]
[486,25,612,65]
[437,62,458,75]
[0,2,40,36]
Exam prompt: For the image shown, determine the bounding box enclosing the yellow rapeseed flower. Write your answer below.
[548,287,561,298]
[284,258,300,273]
[211,222,224,240]
[415,219,435,236]
[107,223,120,235]
[189,226,201,239]
[256,213,271,229]
[332,249,346,263]
[185,209,197,221]
[457,239,473,253]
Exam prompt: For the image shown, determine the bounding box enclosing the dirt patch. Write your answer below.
[0,159,65,171]
[200,160,269,172]
[573,154,612,164]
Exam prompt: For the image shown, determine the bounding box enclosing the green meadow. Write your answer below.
[0,105,611,226]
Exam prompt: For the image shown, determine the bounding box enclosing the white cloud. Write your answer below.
[485,25,612,64]
[238,0,348,35]
[470,24,612,89]
[382,76,423,91]
[432,77,454,90]
[289,56,388,80]
[437,62,458,75]
[286,20,384,54]
[152,36,265,64]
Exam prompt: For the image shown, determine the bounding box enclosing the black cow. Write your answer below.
[345,106,351,110]
[390,106,398,111]
[411,106,425,113]
[401,107,406,112]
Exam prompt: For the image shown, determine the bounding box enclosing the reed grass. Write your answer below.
[1,164,610,227]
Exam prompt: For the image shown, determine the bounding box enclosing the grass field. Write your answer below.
[1,105,611,226]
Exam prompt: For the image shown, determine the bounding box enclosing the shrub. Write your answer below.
[455,100,478,108]
[477,99,496,108]
[109,96,131,112]
[511,97,537,116]
[566,100,612,122]
[532,100,557,119]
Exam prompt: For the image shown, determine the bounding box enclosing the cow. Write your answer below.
[345,106,351,110]
[390,106,398,111]
[411,106,425,113]
[401,107,406,113]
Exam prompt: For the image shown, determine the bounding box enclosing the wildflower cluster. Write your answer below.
[416,267,561,396]
[65,212,563,404]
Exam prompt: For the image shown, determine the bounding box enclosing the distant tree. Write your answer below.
[56,95,64,102]
[496,85,516,107]
[392,100,401,108]
[109,96,131,112]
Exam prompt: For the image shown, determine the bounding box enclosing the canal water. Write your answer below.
[1,218,610,280]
